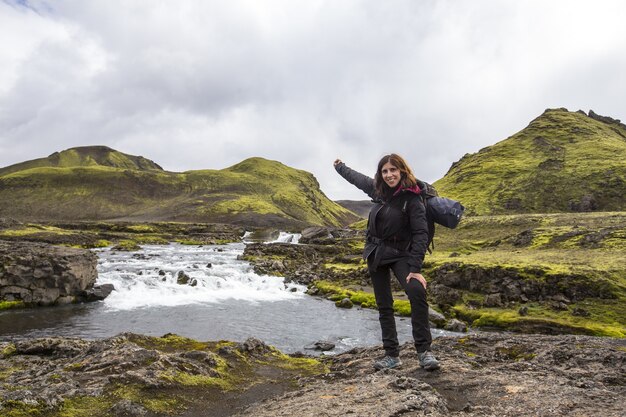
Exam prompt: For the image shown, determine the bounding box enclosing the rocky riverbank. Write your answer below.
[0,240,111,307]
[1,332,623,416]
[0,333,325,417]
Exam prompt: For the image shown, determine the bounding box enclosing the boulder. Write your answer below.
[305,341,336,351]
[484,293,504,308]
[78,284,115,302]
[336,298,354,308]
[428,307,447,327]
[300,227,332,243]
[0,240,102,306]
[444,319,468,333]
[176,271,191,285]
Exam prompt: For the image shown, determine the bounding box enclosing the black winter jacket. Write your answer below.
[335,162,429,273]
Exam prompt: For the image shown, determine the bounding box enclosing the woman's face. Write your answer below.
[381,161,401,188]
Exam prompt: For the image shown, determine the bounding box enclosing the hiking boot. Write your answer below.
[418,351,440,371]
[373,355,402,370]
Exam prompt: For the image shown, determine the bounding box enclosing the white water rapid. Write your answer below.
[96,241,305,310]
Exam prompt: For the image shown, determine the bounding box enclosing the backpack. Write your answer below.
[416,180,465,252]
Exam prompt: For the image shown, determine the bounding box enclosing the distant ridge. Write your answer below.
[0,146,163,177]
[434,108,626,215]
[0,149,358,228]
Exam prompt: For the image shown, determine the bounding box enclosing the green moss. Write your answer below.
[126,224,156,233]
[159,371,234,390]
[133,235,168,245]
[56,395,112,417]
[1,343,17,358]
[349,219,368,230]
[496,346,537,361]
[0,301,26,311]
[0,400,46,417]
[267,352,327,374]
[0,226,73,238]
[63,363,84,372]
[128,333,208,352]
[452,303,625,338]
[142,397,183,414]
[323,262,362,271]
[314,280,411,316]
[90,239,111,248]
[112,240,141,251]
[0,365,20,380]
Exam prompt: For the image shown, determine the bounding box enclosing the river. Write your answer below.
[0,234,458,354]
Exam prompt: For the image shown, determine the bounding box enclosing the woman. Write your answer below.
[334,154,439,371]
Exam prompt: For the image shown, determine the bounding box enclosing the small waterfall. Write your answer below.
[267,232,301,244]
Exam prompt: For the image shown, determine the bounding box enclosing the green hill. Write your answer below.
[434,108,626,215]
[0,148,358,228]
[0,146,163,176]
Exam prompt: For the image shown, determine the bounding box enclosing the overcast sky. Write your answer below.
[1,0,625,200]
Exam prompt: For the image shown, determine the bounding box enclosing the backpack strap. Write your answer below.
[420,194,435,254]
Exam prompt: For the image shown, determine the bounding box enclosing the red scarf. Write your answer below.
[392,184,421,197]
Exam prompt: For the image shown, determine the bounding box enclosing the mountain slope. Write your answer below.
[0,146,163,177]
[434,108,626,215]
[0,149,358,228]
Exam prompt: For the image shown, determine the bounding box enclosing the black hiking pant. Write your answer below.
[368,257,432,357]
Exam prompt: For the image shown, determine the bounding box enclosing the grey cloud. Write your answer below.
[1,0,625,201]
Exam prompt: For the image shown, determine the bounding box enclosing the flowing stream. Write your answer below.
[0,234,458,354]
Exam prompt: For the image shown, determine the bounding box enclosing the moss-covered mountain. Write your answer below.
[434,109,626,215]
[0,146,163,176]
[0,147,358,228]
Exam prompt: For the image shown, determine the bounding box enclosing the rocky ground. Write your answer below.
[2,332,622,416]
[237,333,626,417]
[0,333,325,417]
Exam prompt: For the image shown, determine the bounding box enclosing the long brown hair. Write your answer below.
[374,153,418,197]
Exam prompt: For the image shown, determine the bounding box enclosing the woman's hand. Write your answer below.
[333,159,342,167]
[406,272,427,289]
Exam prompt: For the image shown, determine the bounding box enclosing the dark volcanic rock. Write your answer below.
[305,341,336,352]
[78,283,115,302]
[0,240,101,306]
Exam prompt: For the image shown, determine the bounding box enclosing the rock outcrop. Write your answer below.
[0,240,105,305]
